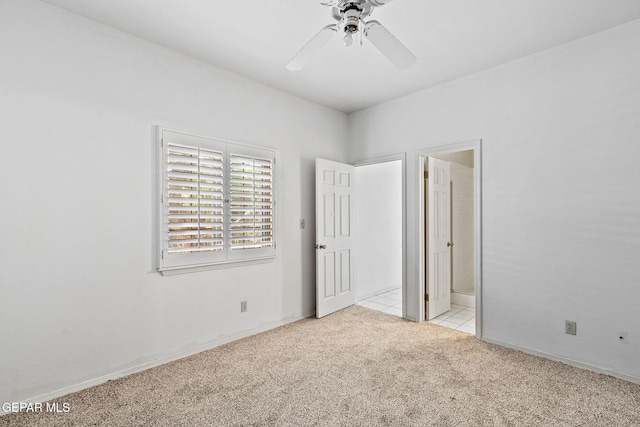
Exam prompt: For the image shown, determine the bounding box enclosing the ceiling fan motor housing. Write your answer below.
[330,1,373,22]
[343,7,361,34]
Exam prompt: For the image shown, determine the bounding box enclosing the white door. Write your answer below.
[316,158,356,318]
[427,157,451,320]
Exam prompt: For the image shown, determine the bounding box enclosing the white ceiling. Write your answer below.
[41,0,640,113]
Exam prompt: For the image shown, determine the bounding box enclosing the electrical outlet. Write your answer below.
[565,320,577,336]
[240,300,247,312]
[300,219,305,229]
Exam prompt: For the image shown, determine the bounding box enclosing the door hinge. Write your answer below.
[424,171,428,179]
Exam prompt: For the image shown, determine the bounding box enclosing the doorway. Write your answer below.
[354,156,406,318]
[418,141,482,338]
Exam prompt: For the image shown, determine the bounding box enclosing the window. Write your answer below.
[158,129,275,273]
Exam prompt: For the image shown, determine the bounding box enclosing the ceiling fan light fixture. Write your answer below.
[343,32,354,46]
[342,8,360,47]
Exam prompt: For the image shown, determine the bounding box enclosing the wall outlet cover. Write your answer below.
[565,320,577,335]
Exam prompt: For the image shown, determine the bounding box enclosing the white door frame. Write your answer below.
[354,153,407,318]
[416,140,482,338]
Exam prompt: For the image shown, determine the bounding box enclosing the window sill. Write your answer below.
[158,256,275,276]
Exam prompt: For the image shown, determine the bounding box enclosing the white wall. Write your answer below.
[355,161,403,300]
[431,150,474,169]
[350,19,640,381]
[0,0,348,404]
[449,162,474,294]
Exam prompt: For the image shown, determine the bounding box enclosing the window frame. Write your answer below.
[157,128,277,275]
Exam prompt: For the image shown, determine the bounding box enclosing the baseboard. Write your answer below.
[451,292,475,307]
[2,312,314,415]
[481,337,640,385]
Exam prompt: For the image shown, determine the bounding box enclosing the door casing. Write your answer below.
[416,140,482,338]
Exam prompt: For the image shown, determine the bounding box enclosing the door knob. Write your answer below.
[447,242,453,247]
[315,244,327,250]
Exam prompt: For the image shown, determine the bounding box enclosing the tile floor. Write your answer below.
[428,304,476,335]
[357,288,476,335]
[356,288,403,317]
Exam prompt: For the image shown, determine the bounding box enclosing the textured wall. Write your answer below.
[0,0,348,404]
[349,19,640,380]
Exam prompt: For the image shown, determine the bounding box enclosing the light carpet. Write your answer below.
[2,305,639,426]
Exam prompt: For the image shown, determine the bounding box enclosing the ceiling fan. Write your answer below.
[286,0,417,71]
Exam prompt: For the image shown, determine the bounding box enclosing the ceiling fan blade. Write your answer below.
[364,20,416,70]
[368,0,397,6]
[322,0,396,6]
[286,24,338,71]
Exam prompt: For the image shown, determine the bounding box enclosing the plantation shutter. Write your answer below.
[159,129,276,272]
[161,131,227,268]
[166,143,224,254]
[229,148,275,259]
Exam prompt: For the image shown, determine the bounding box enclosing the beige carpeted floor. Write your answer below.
[3,305,640,426]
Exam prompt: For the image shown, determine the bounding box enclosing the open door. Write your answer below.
[316,158,356,318]
[427,157,451,320]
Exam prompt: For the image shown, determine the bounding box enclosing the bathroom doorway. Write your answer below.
[418,141,482,337]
